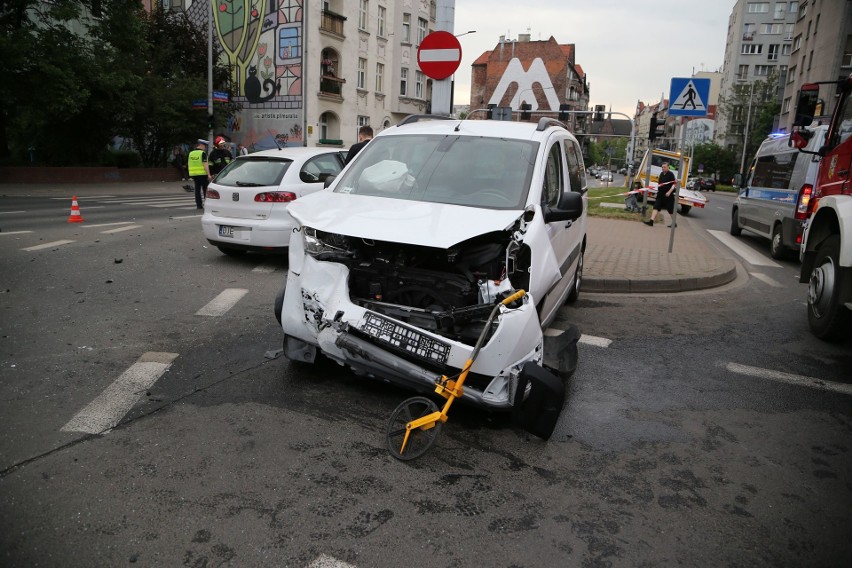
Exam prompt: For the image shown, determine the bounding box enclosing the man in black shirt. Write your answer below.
[644,161,677,227]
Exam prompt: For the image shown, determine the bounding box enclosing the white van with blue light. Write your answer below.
[731,125,828,259]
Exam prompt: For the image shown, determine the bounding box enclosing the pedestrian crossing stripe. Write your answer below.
[668,77,711,117]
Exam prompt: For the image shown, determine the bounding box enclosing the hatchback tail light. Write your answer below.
[255,191,296,203]
[794,183,814,220]
[206,189,220,199]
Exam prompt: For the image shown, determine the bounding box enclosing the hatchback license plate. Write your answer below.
[219,225,235,237]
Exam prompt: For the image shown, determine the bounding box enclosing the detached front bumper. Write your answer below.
[281,256,548,410]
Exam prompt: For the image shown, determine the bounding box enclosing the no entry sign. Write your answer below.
[417,31,462,80]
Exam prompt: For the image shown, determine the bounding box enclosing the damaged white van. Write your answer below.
[277,115,588,439]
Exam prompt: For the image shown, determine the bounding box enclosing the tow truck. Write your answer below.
[633,148,708,215]
[791,77,852,341]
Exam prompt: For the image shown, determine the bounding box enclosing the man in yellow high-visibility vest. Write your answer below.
[187,139,211,209]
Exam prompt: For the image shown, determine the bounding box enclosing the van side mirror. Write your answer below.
[543,191,583,223]
[793,84,820,127]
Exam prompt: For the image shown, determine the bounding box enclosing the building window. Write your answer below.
[415,70,424,99]
[359,0,368,31]
[357,58,366,89]
[789,1,798,13]
[400,67,408,96]
[768,44,779,60]
[377,5,386,37]
[808,50,813,70]
[787,65,796,82]
[793,34,802,52]
[741,44,763,55]
[754,65,772,76]
[773,2,786,19]
[842,36,852,67]
[797,1,807,20]
[402,13,411,43]
[358,115,370,128]
[375,62,384,93]
[738,64,749,80]
[417,17,428,45]
[743,23,755,40]
[782,97,792,114]
[782,43,792,56]
[761,23,781,34]
[747,2,769,13]
[784,23,794,40]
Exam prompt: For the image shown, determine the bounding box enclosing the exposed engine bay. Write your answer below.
[306,228,532,345]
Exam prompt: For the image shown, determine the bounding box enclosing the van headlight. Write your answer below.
[303,226,354,258]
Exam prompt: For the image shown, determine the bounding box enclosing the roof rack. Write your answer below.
[536,117,568,131]
[397,114,454,126]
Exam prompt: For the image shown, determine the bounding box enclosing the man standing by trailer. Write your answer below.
[187,139,211,209]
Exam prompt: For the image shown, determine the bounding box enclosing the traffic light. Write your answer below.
[558,103,570,122]
[649,112,658,141]
[207,114,214,130]
[520,103,531,121]
[487,104,496,120]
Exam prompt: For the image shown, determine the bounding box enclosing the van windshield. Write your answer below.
[333,134,538,210]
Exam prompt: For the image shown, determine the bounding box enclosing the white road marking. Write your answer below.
[726,362,852,396]
[170,213,203,219]
[0,230,33,236]
[0,210,26,215]
[707,230,781,267]
[147,202,196,208]
[100,224,143,234]
[196,288,248,316]
[51,195,115,199]
[61,352,179,434]
[579,334,612,348]
[22,240,75,251]
[307,555,357,568]
[750,272,783,287]
[82,222,134,228]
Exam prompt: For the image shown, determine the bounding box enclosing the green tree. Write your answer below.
[691,142,738,182]
[718,70,782,175]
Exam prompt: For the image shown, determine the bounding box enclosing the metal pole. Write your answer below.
[739,82,755,177]
[432,0,455,115]
[668,117,688,253]
[207,1,213,145]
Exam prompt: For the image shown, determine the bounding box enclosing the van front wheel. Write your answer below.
[730,209,742,236]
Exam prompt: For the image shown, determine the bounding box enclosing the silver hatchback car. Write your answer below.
[201,147,346,255]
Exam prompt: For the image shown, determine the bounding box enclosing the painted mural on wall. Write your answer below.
[489,58,560,111]
[189,0,304,149]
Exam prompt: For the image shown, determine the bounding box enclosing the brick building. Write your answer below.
[469,34,590,132]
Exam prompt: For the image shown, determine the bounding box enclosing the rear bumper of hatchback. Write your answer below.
[201,211,294,252]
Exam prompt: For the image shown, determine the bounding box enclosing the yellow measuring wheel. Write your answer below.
[386,290,527,460]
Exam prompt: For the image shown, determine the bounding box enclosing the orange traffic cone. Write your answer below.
[67,196,84,223]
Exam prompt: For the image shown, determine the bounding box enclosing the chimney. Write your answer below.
[518,33,530,42]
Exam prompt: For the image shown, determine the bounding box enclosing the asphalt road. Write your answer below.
[0,186,850,567]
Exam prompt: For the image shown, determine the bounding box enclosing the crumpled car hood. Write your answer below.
[287,191,523,248]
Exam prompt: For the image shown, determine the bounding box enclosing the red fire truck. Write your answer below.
[792,77,852,341]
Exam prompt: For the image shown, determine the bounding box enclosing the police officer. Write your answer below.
[187,139,211,209]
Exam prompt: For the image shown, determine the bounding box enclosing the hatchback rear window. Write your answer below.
[215,158,292,187]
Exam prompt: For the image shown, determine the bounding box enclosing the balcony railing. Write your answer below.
[321,10,346,36]
[743,33,754,41]
[319,76,345,98]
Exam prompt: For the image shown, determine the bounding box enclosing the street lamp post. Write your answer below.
[739,81,756,177]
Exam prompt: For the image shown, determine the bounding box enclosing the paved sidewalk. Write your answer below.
[584,216,737,293]
[0,181,737,293]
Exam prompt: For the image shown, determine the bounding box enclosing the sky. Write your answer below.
[452,0,733,117]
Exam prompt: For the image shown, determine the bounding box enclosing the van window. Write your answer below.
[751,151,798,189]
[563,140,586,193]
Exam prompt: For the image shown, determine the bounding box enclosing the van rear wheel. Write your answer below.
[770,224,788,260]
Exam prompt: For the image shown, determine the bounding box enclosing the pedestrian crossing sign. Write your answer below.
[668,77,710,117]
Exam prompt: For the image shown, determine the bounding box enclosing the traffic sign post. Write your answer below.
[417,31,462,80]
